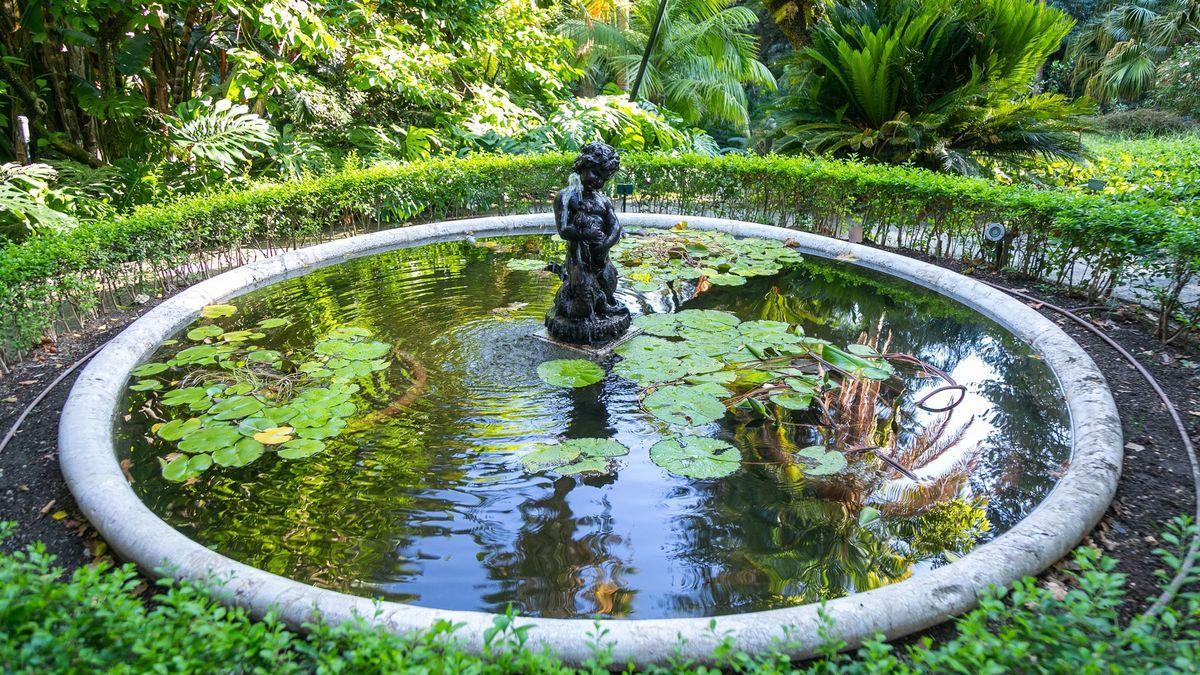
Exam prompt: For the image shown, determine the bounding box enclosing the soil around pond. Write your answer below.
[0,251,1196,632]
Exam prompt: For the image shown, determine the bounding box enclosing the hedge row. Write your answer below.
[1,152,1196,364]
[3,520,1198,672]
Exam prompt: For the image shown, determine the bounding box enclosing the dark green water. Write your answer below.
[120,234,1071,619]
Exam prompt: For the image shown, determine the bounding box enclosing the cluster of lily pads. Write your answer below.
[129,304,393,482]
[533,308,895,480]
[613,226,804,292]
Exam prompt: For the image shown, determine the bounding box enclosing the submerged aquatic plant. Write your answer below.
[129,307,401,482]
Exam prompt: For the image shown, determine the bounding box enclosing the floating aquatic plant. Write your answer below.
[130,307,396,482]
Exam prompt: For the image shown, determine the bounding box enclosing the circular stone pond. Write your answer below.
[60,214,1122,665]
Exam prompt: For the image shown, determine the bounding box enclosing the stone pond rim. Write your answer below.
[58,213,1122,667]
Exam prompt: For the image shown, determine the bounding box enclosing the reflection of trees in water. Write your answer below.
[477,385,636,618]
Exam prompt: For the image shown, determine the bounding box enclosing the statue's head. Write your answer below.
[573,142,620,190]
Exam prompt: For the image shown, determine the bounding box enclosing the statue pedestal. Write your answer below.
[531,326,643,358]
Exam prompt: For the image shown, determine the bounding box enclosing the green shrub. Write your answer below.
[2,518,1198,672]
[0,152,1196,364]
[1094,108,1196,137]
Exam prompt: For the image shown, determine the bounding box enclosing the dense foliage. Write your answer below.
[774,0,1094,174]
[1,152,1195,367]
[559,0,776,129]
[1,517,1197,671]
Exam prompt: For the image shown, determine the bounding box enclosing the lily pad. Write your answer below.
[642,385,727,426]
[131,362,169,377]
[208,395,264,421]
[675,309,739,332]
[537,359,605,388]
[161,387,211,407]
[769,391,813,410]
[796,445,848,476]
[257,318,289,329]
[561,437,629,458]
[632,313,679,337]
[130,379,163,392]
[200,304,237,318]
[187,325,225,341]
[161,453,212,482]
[178,425,241,454]
[253,426,295,445]
[613,355,687,386]
[650,436,742,479]
[520,443,582,472]
[614,335,687,359]
[277,438,326,459]
[213,438,265,467]
[156,417,202,441]
[557,456,611,475]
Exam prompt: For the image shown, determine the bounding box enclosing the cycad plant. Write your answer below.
[1066,0,1199,104]
[559,0,777,130]
[775,0,1093,175]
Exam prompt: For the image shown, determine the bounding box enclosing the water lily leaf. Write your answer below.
[643,385,727,426]
[221,330,263,343]
[675,309,740,332]
[650,436,742,479]
[257,318,289,329]
[332,402,357,417]
[846,343,880,357]
[253,426,295,445]
[277,438,326,459]
[769,391,813,410]
[537,359,604,388]
[261,406,298,424]
[161,387,210,407]
[557,456,611,475]
[614,335,688,359]
[161,453,212,482]
[187,325,225,341]
[130,379,162,392]
[707,273,746,286]
[738,320,800,347]
[685,370,736,385]
[213,438,265,467]
[208,395,264,421]
[178,425,241,454]
[296,418,346,440]
[223,382,254,396]
[632,313,679,337]
[506,258,547,271]
[561,437,629,458]
[172,344,232,365]
[613,355,687,386]
[237,417,274,437]
[200,304,237,318]
[679,353,723,375]
[796,445,847,476]
[784,375,822,394]
[131,362,169,377]
[156,417,202,441]
[330,326,372,338]
[344,341,391,361]
[520,443,582,472]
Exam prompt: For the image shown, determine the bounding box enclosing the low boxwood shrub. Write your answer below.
[1,152,1196,365]
[1,519,1197,672]
[1094,109,1196,137]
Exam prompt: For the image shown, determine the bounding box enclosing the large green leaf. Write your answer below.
[796,445,848,476]
[537,359,605,388]
[650,436,742,479]
[520,443,582,471]
[642,385,727,426]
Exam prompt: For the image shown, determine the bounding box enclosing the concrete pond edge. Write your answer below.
[59,213,1123,666]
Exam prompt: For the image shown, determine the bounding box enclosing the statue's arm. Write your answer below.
[554,190,584,241]
[599,199,622,250]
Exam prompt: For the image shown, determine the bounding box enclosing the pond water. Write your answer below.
[120,231,1070,619]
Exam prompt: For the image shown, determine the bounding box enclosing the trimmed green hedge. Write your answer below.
[1,152,1196,363]
[2,519,1198,672]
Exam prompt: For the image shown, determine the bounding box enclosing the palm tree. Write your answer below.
[1067,0,1199,103]
[559,0,777,130]
[774,0,1093,175]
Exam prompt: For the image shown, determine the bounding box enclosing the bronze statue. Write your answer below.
[545,142,632,345]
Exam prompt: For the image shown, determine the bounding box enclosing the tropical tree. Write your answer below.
[774,0,1094,175]
[559,0,777,129]
[1066,0,1199,103]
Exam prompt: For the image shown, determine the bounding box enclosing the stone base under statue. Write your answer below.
[533,324,641,358]
[544,309,632,347]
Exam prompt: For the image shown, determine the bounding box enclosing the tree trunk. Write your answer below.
[762,0,818,48]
